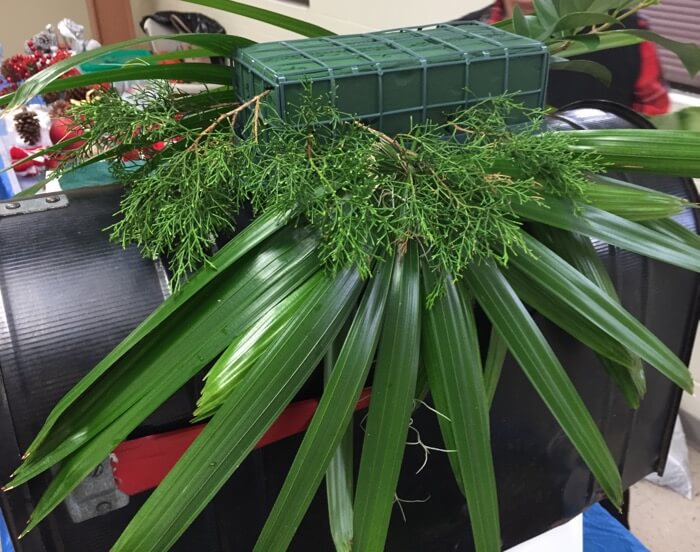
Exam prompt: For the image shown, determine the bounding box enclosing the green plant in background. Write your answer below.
[2,1,700,551]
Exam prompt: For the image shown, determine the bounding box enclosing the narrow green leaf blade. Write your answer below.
[514,197,700,273]
[510,234,693,392]
[484,327,508,406]
[642,218,700,250]
[353,245,421,551]
[530,225,645,400]
[254,259,393,552]
[583,175,687,222]
[111,269,363,551]
[464,261,623,507]
[19,211,287,459]
[567,129,700,177]
[12,224,310,486]
[422,272,500,552]
[325,343,356,552]
[183,0,334,37]
[18,259,326,533]
[3,34,252,110]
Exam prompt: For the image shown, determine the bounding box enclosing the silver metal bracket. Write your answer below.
[0,194,69,217]
[63,458,130,523]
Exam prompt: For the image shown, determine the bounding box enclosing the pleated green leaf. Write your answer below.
[484,327,508,406]
[514,197,700,273]
[17,211,287,461]
[583,175,687,221]
[643,217,700,250]
[194,276,319,420]
[528,226,645,408]
[254,258,393,552]
[111,269,363,551]
[567,130,700,177]
[422,271,500,552]
[353,244,421,551]
[324,343,355,552]
[504,267,638,370]
[464,261,623,508]
[19,254,327,535]
[510,234,693,393]
[10,225,313,488]
[183,0,334,36]
[3,34,253,110]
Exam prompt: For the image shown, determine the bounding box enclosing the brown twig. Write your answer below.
[188,90,270,151]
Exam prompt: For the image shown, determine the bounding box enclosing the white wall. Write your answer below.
[1,0,93,56]
[145,0,492,42]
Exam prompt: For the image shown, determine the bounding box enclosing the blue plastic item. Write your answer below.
[1,509,13,552]
[584,504,649,552]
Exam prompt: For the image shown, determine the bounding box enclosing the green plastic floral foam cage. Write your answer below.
[233,21,550,134]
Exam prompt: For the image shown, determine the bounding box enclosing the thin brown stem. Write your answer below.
[188,90,270,151]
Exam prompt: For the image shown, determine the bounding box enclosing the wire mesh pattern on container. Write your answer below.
[234,21,549,134]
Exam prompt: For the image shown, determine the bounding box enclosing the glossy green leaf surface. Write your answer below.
[11,225,313,486]
[183,0,334,37]
[484,327,508,406]
[527,226,645,407]
[422,272,500,552]
[3,34,253,110]
[112,269,363,551]
[511,234,693,392]
[353,245,421,551]
[515,198,700,273]
[465,261,623,508]
[18,211,287,461]
[583,175,687,221]
[324,344,355,552]
[254,259,393,551]
[194,276,319,420]
[568,129,700,177]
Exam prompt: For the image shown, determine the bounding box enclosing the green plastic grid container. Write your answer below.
[234,21,549,134]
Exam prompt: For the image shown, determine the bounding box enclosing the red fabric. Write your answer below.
[487,4,670,115]
[111,388,372,496]
[488,1,505,24]
[632,19,670,115]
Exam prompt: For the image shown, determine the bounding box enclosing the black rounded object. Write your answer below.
[0,104,698,551]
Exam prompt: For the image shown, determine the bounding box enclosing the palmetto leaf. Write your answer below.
[353,244,421,551]
[530,226,645,407]
[324,345,355,552]
[483,326,508,405]
[509,234,693,393]
[568,130,700,177]
[515,197,700,273]
[464,260,623,508]
[422,271,500,552]
[254,258,393,551]
[194,275,321,420]
[583,175,687,221]
[111,268,364,551]
[10,225,316,488]
[17,211,286,461]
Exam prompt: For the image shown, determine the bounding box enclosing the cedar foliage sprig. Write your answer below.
[58,83,605,289]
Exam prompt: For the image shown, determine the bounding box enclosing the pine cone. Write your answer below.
[14,109,41,146]
[42,91,64,105]
[48,99,71,119]
[64,87,89,102]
